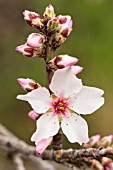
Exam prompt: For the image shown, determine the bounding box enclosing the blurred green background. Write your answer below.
[0,0,113,168]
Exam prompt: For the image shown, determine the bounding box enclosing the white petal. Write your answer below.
[61,112,89,144]
[17,87,51,113]
[69,86,104,115]
[31,113,60,142]
[49,67,82,98]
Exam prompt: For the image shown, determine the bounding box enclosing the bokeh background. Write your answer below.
[0,0,113,169]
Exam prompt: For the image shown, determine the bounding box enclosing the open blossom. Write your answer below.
[27,33,46,48]
[17,67,104,145]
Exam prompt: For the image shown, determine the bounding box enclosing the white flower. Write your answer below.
[17,67,104,145]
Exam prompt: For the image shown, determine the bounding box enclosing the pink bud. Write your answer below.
[17,78,40,92]
[97,135,113,148]
[15,44,34,57]
[43,4,55,20]
[101,157,113,169]
[36,137,53,154]
[28,110,40,120]
[27,33,45,48]
[71,66,83,75]
[92,160,105,170]
[48,55,78,69]
[47,17,59,31]
[58,15,73,37]
[83,134,101,148]
[23,10,40,25]
[23,10,44,29]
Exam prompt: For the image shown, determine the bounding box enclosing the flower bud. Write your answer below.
[35,137,53,154]
[28,110,40,120]
[23,10,44,29]
[17,78,41,92]
[47,17,59,32]
[27,33,46,48]
[101,157,113,169]
[71,66,83,75]
[15,44,35,57]
[97,135,113,148]
[92,160,104,170]
[83,134,101,148]
[58,15,73,37]
[43,4,55,20]
[48,55,78,69]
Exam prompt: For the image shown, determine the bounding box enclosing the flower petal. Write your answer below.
[69,86,104,115]
[61,112,89,144]
[49,67,82,98]
[31,113,60,142]
[36,137,53,154]
[17,87,51,113]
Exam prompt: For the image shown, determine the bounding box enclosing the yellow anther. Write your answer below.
[59,102,64,106]
[66,123,68,126]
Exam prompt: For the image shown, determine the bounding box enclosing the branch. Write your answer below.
[0,124,77,170]
[0,124,113,161]
[12,154,26,170]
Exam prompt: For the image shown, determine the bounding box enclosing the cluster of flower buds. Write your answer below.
[16,33,46,58]
[83,134,113,149]
[47,54,83,74]
[16,4,73,58]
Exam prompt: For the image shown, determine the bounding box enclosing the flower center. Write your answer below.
[52,99,67,115]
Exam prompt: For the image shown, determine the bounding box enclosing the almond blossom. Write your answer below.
[17,67,104,145]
